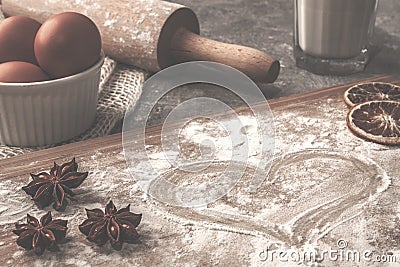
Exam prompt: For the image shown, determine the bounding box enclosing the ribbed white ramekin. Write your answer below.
[0,52,105,147]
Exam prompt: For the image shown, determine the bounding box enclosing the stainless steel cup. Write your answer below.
[294,0,379,75]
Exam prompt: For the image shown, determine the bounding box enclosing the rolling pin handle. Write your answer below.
[170,27,280,83]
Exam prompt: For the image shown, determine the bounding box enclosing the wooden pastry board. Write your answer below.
[1,75,399,266]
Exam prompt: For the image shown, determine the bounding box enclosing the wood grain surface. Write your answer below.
[1,75,399,266]
[0,75,393,175]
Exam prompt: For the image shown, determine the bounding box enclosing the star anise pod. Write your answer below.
[13,211,68,255]
[79,200,142,250]
[22,158,88,211]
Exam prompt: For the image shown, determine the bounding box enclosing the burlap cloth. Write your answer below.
[0,9,148,159]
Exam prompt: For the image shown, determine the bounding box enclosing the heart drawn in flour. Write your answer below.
[148,150,390,248]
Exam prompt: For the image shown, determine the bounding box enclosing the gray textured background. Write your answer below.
[136,0,400,126]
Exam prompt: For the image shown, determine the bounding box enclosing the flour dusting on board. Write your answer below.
[0,94,398,266]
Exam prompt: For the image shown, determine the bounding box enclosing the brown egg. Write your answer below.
[0,61,49,83]
[34,12,102,79]
[0,16,41,64]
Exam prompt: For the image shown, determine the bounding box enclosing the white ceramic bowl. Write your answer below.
[0,52,105,147]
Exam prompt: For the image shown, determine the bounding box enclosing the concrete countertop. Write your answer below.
[139,0,400,126]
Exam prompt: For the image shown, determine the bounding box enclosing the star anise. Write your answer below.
[13,211,68,255]
[22,158,88,211]
[79,200,142,250]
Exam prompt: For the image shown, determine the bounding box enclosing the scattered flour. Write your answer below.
[1,96,397,266]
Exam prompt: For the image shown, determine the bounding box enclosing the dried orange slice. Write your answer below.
[347,100,400,145]
[344,82,400,107]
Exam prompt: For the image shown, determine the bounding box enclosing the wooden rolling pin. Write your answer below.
[2,0,280,83]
